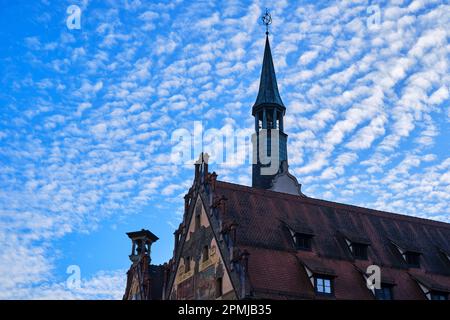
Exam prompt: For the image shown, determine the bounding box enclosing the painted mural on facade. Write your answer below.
[170,197,235,300]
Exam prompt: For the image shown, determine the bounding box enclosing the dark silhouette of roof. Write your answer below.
[215,180,450,299]
[253,35,285,110]
[126,229,159,242]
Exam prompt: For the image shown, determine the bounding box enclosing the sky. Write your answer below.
[0,0,449,299]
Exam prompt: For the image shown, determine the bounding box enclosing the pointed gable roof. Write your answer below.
[253,35,285,111]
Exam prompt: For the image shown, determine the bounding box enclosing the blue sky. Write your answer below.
[0,0,449,299]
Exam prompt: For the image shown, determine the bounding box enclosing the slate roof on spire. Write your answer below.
[253,35,285,110]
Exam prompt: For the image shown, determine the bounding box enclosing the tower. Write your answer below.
[252,11,288,190]
[123,229,162,300]
[127,229,158,264]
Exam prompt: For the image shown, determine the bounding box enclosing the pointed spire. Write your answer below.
[253,35,285,109]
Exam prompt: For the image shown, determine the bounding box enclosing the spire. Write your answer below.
[253,34,285,110]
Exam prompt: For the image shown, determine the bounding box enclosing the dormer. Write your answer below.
[411,274,449,300]
[340,231,371,260]
[285,222,314,251]
[391,240,422,268]
[299,258,337,296]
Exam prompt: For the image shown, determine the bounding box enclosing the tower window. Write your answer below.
[195,214,201,231]
[293,233,312,251]
[405,252,421,268]
[315,276,333,295]
[375,284,394,300]
[202,245,209,262]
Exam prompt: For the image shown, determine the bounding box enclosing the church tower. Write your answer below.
[252,10,303,196]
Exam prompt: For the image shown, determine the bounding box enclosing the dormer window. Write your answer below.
[356,265,396,300]
[314,276,333,295]
[412,274,449,300]
[346,240,368,260]
[353,243,368,259]
[341,232,371,260]
[302,261,336,296]
[294,233,313,251]
[375,284,394,300]
[430,291,448,300]
[391,241,422,268]
[286,224,314,251]
[405,251,421,268]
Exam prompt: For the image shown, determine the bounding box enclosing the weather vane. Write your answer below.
[261,8,272,35]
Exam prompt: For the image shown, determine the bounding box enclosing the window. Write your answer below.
[315,276,333,295]
[375,284,394,300]
[430,291,448,300]
[185,257,191,273]
[195,214,201,230]
[294,233,312,251]
[215,277,223,298]
[405,252,421,268]
[202,245,209,262]
[352,243,368,260]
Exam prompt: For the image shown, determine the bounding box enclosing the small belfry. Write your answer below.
[127,229,158,263]
[123,229,164,300]
[252,9,303,196]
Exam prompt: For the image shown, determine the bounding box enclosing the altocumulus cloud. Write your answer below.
[0,0,449,299]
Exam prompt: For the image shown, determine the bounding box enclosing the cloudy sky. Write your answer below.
[0,0,449,299]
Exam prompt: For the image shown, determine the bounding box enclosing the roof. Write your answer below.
[253,35,285,110]
[214,180,450,299]
[126,229,159,242]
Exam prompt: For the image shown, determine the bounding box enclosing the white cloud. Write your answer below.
[2,0,449,300]
[428,86,449,105]
[299,50,319,65]
[196,12,220,29]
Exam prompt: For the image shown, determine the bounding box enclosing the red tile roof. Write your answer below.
[215,180,450,299]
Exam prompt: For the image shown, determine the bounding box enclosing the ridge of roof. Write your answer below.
[215,180,450,230]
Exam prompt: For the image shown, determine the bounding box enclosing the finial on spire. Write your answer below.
[261,8,272,35]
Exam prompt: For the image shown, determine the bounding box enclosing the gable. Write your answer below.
[270,161,303,196]
[125,268,143,300]
[169,195,236,300]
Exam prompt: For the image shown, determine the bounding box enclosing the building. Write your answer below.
[123,27,450,301]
